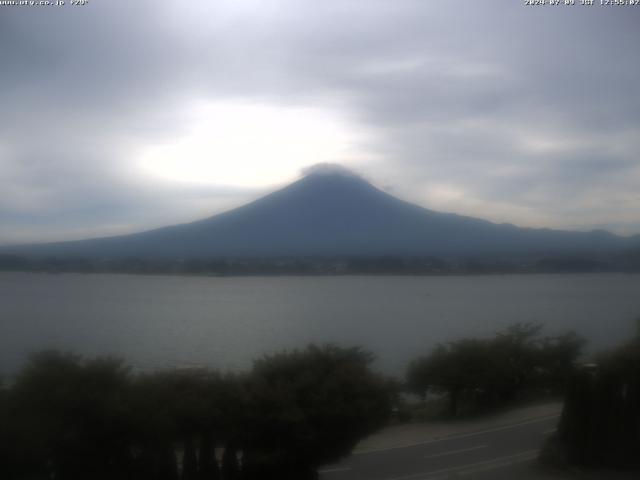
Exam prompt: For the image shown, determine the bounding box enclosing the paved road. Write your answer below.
[319,414,561,480]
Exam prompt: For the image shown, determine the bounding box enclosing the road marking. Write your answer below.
[318,466,352,474]
[448,450,538,478]
[354,414,559,455]
[423,444,487,460]
[385,449,538,480]
[542,428,557,435]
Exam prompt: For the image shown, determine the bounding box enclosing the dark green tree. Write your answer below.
[242,345,392,479]
[407,339,492,416]
[8,351,133,480]
[3,345,392,480]
[536,331,585,393]
[407,323,584,417]
[552,320,640,469]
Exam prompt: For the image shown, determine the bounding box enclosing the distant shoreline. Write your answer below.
[2,251,639,277]
[2,268,639,279]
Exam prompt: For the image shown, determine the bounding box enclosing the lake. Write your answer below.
[1,272,639,377]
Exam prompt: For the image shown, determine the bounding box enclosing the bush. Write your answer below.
[407,323,584,417]
[552,323,640,469]
[0,345,392,480]
[243,345,392,479]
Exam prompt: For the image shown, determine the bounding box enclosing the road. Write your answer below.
[319,414,561,480]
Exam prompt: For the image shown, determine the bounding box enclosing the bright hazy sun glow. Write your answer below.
[137,101,364,187]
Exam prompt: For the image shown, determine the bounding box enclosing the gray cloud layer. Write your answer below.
[1,0,639,245]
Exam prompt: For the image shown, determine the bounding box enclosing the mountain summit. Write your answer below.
[4,165,637,259]
[300,162,365,178]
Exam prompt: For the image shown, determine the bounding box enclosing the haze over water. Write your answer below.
[1,272,638,377]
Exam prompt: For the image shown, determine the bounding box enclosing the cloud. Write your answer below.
[1,0,639,244]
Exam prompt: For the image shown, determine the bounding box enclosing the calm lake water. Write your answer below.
[1,272,639,377]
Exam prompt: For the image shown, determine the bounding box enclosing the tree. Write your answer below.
[3,346,391,480]
[537,331,585,393]
[242,345,392,479]
[0,377,16,478]
[551,320,640,469]
[407,339,491,416]
[8,351,133,480]
[407,323,584,417]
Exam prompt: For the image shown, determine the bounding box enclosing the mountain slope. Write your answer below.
[4,168,638,259]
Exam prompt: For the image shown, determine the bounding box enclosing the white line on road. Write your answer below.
[447,450,539,479]
[423,444,487,460]
[542,428,557,435]
[384,449,538,480]
[318,466,352,474]
[354,414,559,455]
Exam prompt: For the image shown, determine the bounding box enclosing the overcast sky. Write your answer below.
[1,0,639,245]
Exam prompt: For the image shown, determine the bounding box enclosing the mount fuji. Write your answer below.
[4,165,638,259]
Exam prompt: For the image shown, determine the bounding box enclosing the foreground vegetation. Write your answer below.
[0,345,392,480]
[406,323,584,417]
[544,323,640,469]
[2,322,638,478]
[407,321,640,471]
